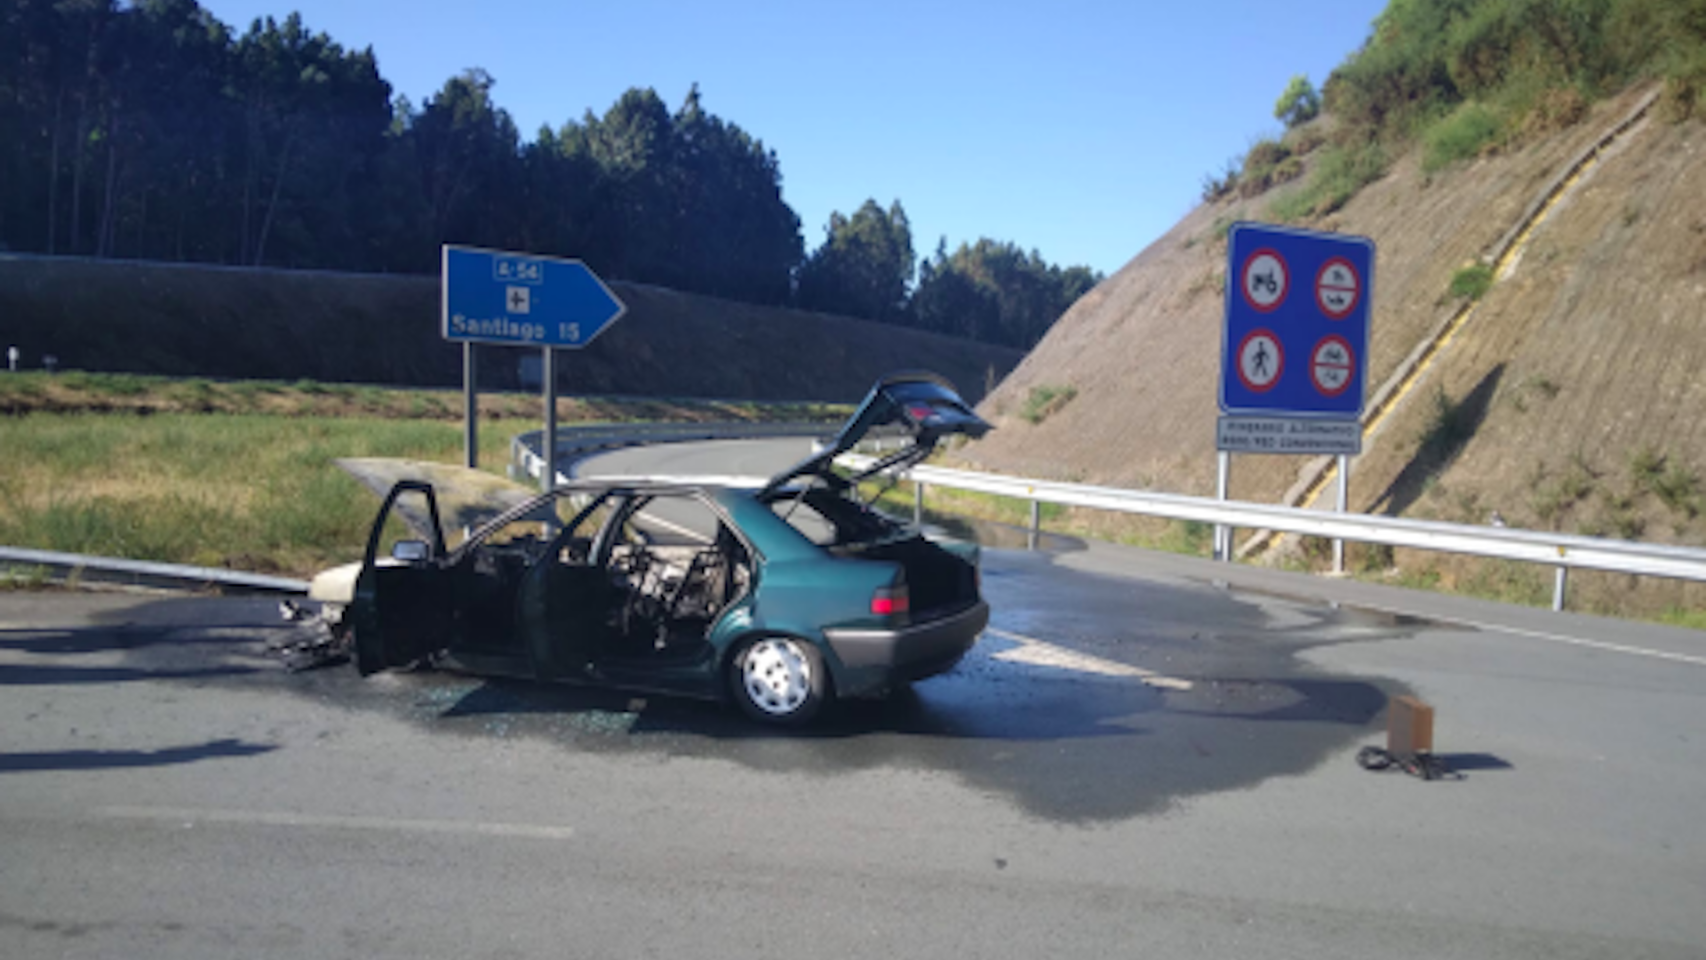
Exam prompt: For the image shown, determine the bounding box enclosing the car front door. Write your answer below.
[350,481,455,675]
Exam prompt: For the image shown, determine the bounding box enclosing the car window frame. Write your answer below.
[447,487,615,565]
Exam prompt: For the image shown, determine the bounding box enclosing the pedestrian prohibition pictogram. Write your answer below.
[1240,249,1287,313]
[1311,335,1354,397]
[1237,330,1283,392]
[1220,222,1375,420]
[1316,257,1360,319]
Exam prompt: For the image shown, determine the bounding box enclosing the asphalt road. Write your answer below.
[2,438,1704,958]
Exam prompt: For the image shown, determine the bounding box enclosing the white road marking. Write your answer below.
[1351,607,1706,668]
[1496,627,1706,666]
[98,806,575,840]
[984,627,1193,690]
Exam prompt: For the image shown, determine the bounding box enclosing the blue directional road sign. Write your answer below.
[443,245,627,349]
[1220,222,1373,419]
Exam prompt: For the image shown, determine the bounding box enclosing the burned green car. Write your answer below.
[312,372,992,725]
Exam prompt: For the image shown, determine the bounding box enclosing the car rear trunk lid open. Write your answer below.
[759,371,991,498]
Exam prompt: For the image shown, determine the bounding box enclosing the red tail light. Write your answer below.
[872,584,910,616]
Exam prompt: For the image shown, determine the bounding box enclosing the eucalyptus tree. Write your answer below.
[230,12,390,266]
[910,238,1102,348]
[407,68,522,253]
[796,199,915,323]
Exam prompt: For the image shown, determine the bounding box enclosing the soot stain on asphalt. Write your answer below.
[54,558,1427,824]
[343,552,1421,822]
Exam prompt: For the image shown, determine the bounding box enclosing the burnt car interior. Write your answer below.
[601,496,753,662]
[396,487,754,672]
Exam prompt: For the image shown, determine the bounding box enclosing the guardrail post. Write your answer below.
[913,481,924,527]
[1028,495,1040,552]
[542,347,557,496]
[1553,566,1568,612]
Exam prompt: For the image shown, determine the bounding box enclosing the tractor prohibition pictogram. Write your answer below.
[1315,256,1360,319]
[1240,249,1288,313]
[1237,329,1283,392]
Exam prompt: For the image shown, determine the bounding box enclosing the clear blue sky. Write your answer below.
[200,0,1389,278]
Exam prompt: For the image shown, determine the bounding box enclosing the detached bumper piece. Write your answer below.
[826,600,989,688]
[269,600,352,672]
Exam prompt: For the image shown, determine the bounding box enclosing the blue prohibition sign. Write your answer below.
[1220,222,1374,419]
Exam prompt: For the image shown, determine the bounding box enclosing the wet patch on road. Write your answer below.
[2,555,1435,823]
[919,514,1087,553]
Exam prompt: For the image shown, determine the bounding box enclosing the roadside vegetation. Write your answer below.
[1204,0,1706,218]
[1327,434,1706,619]
[0,413,464,577]
[1449,263,1496,300]
[0,374,843,578]
[1018,385,1079,425]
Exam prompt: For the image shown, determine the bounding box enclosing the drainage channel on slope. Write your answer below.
[1240,87,1662,559]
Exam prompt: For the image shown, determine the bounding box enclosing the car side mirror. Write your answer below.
[391,539,431,563]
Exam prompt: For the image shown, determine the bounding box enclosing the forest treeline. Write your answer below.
[0,0,1101,349]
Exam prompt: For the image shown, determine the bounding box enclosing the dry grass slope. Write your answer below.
[963,84,1706,617]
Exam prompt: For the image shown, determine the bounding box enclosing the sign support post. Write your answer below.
[463,343,478,469]
[542,347,557,495]
[1333,454,1349,574]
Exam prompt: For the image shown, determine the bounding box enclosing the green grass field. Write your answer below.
[0,376,844,578]
[0,413,505,576]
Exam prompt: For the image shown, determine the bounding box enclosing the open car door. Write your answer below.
[350,481,455,675]
[514,493,626,680]
[759,371,992,498]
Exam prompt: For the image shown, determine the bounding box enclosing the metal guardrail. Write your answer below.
[519,429,1706,612]
[0,545,310,594]
[847,457,1706,613]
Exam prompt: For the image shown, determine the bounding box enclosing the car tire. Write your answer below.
[730,636,828,725]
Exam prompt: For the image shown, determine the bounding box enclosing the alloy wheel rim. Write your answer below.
[742,639,812,715]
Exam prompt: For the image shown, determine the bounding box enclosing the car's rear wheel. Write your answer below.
[730,636,827,725]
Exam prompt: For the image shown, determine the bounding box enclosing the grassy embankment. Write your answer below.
[0,372,841,580]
